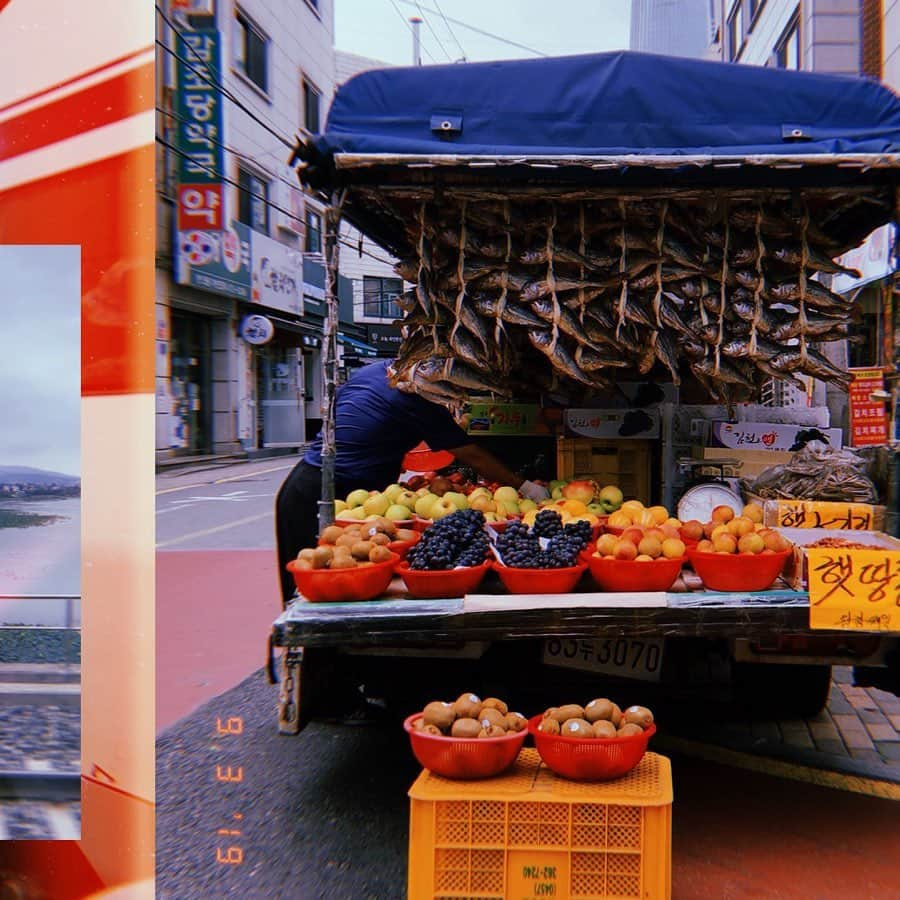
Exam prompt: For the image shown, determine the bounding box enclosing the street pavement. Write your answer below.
[156,456,900,897]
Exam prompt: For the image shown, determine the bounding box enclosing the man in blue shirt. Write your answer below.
[276,359,549,604]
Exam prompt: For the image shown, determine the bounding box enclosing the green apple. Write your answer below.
[483,512,499,523]
[385,503,412,521]
[341,506,365,520]
[345,488,370,509]
[362,493,390,517]
[598,485,624,511]
[394,490,417,510]
[518,499,537,514]
[383,483,404,502]
[469,487,491,500]
[587,502,607,516]
[429,497,458,520]
[549,479,568,492]
[334,499,348,515]
[414,493,439,517]
[501,499,520,515]
[493,485,519,504]
[551,486,565,500]
[469,494,496,513]
[443,491,468,510]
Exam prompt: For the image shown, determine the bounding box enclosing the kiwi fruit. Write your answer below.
[451,717,482,738]
[505,712,527,733]
[369,533,392,547]
[330,557,357,569]
[411,717,427,731]
[551,704,585,724]
[560,718,594,738]
[297,548,316,563]
[369,545,393,564]
[542,707,558,720]
[622,705,654,729]
[293,559,313,571]
[311,546,334,569]
[423,700,456,730]
[453,693,482,719]
[617,723,643,738]
[478,724,506,738]
[538,718,561,735]
[422,724,443,736]
[480,697,509,716]
[320,526,344,545]
[592,720,617,739]
[395,528,417,542]
[609,703,623,728]
[351,540,374,561]
[356,561,374,568]
[584,698,615,723]
[478,707,506,728]
[335,533,357,549]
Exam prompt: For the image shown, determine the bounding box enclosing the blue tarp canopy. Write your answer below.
[314,51,900,161]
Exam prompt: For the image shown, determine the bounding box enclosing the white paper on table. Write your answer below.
[463,592,668,612]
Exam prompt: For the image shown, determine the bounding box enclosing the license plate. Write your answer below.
[542,637,665,682]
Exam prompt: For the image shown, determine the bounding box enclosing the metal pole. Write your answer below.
[410,17,422,66]
[317,191,345,537]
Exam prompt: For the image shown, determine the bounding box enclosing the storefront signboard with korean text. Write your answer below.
[848,368,888,447]
[808,548,900,633]
[175,222,251,300]
[250,229,303,315]
[466,403,548,435]
[771,500,881,531]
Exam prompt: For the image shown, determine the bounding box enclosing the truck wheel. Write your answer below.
[732,662,832,719]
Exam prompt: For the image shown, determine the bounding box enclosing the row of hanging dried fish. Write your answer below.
[384,194,888,407]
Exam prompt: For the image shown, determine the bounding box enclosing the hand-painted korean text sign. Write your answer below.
[775,501,879,531]
[848,368,888,448]
[175,26,224,230]
[466,403,546,435]
[808,548,900,633]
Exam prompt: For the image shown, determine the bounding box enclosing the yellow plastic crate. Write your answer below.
[556,438,653,503]
[408,749,672,900]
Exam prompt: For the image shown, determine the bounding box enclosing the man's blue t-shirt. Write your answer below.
[304,360,469,487]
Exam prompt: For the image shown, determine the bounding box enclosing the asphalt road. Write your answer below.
[155,458,299,551]
[156,670,900,900]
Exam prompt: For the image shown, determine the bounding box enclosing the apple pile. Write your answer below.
[336,484,420,523]
[547,480,626,514]
[683,503,792,555]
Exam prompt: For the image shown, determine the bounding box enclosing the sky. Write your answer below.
[0,246,80,477]
[335,0,632,68]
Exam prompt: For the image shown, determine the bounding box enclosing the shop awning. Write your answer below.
[337,333,379,357]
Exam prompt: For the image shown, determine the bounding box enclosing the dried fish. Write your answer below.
[770,245,862,277]
[416,357,510,395]
[573,345,630,371]
[527,330,604,387]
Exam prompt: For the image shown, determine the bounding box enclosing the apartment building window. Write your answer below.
[305,209,322,254]
[363,277,402,319]
[238,166,269,233]
[727,1,744,61]
[234,9,268,93]
[775,11,801,70]
[302,77,321,133]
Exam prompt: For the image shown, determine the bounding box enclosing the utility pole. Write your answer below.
[410,16,422,66]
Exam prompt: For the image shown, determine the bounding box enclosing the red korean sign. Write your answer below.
[848,368,888,447]
[177,183,224,231]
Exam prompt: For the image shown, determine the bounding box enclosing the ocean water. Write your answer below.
[0,496,81,626]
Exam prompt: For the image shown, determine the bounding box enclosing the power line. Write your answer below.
[157,135,398,268]
[396,0,548,57]
[431,0,467,61]
[386,0,439,63]
[414,1,454,63]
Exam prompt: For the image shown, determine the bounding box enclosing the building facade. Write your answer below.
[630,0,718,58]
[155,0,344,460]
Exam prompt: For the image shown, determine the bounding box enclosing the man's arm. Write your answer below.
[448,443,524,488]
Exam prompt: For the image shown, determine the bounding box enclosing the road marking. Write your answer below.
[155,511,272,548]
[156,463,294,496]
[655,735,900,801]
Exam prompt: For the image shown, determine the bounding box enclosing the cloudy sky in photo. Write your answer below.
[336,0,631,67]
[0,245,80,477]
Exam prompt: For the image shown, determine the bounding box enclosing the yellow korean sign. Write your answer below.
[808,548,900,632]
[773,500,879,531]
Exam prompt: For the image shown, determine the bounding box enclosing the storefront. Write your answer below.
[169,310,212,453]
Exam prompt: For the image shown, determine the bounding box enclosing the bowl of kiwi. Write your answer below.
[404,692,529,779]
[527,699,656,781]
[286,544,399,603]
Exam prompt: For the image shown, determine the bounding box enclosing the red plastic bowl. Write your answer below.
[495,563,587,594]
[388,533,421,560]
[587,554,686,592]
[528,715,656,781]
[686,548,792,592]
[286,553,399,603]
[404,713,527,779]
[397,560,491,599]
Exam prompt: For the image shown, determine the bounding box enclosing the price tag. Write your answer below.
[807,548,900,632]
[774,500,878,531]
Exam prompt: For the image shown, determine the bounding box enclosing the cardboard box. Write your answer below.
[710,421,842,452]
[778,528,900,591]
[691,447,794,479]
